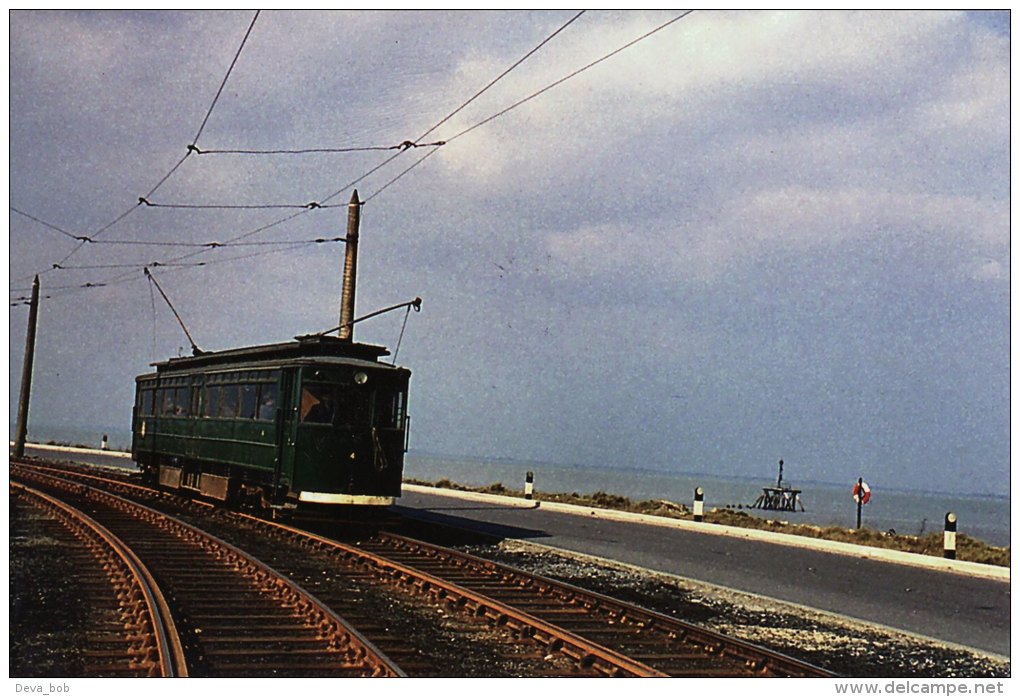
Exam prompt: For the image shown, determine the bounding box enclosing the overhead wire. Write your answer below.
[191,10,261,146]
[137,199,342,210]
[363,11,589,204]
[13,237,320,307]
[10,207,82,241]
[366,11,695,203]
[413,10,586,145]
[14,9,582,284]
[190,139,446,156]
[160,11,588,215]
[14,10,672,310]
[50,237,346,269]
[11,10,261,281]
[449,11,694,145]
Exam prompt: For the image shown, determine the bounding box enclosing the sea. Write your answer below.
[18,424,1011,548]
[404,453,1011,548]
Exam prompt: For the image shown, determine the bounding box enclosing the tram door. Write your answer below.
[273,368,299,499]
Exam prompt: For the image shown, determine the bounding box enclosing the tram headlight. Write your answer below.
[353,371,368,385]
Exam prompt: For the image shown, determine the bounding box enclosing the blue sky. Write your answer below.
[8,10,1010,495]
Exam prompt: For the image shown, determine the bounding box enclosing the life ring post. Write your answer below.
[852,478,871,529]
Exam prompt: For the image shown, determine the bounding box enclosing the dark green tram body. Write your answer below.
[131,335,410,508]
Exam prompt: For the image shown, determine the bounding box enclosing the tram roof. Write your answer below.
[148,335,392,373]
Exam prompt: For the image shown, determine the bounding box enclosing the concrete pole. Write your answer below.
[14,275,40,458]
[338,189,361,342]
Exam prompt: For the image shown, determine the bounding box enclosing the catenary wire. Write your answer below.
[51,237,345,268]
[12,11,261,279]
[13,11,623,302]
[191,140,447,156]
[10,207,82,241]
[367,11,695,202]
[413,10,586,145]
[14,9,580,280]
[191,10,260,145]
[448,11,694,144]
[153,12,584,212]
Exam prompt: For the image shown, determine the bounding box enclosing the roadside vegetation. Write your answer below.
[405,478,1010,568]
[45,440,95,450]
[29,444,1007,568]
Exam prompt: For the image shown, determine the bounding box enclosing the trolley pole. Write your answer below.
[338,189,361,342]
[14,275,41,458]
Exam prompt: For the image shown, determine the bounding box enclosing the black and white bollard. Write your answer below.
[693,487,704,522]
[100,434,109,451]
[524,471,534,500]
[944,512,957,560]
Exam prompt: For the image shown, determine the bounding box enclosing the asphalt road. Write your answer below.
[395,489,1010,658]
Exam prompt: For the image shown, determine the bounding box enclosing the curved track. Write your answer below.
[11,481,186,677]
[366,532,833,676]
[11,457,835,677]
[11,463,403,677]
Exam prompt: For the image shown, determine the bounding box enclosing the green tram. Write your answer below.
[131,334,411,511]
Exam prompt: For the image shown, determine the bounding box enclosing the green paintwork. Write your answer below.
[131,336,410,504]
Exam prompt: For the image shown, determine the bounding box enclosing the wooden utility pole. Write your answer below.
[338,189,361,342]
[14,275,40,458]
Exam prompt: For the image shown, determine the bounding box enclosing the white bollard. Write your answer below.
[693,487,704,522]
[100,434,109,451]
[944,512,957,560]
[524,471,534,500]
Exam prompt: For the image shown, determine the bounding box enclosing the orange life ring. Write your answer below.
[852,481,871,505]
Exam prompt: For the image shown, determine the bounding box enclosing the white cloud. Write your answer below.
[534,182,1010,290]
[966,258,1007,282]
[425,11,1005,211]
[8,10,1010,495]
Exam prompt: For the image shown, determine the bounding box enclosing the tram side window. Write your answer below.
[257,383,278,421]
[173,387,190,416]
[239,384,257,419]
[139,389,154,416]
[374,390,396,427]
[218,385,240,418]
[191,384,203,416]
[203,385,221,418]
[160,389,175,416]
[376,390,405,428]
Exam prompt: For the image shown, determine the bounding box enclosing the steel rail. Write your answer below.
[377,531,838,677]
[11,480,188,677]
[234,511,666,676]
[12,458,833,677]
[10,463,406,678]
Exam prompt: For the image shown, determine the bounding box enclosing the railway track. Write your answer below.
[363,532,833,676]
[10,457,835,677]
[11,481,185,677]
[11,463,402,677]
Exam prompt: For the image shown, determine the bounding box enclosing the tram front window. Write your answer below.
[300,382,371,426]
[301,384,336,424]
